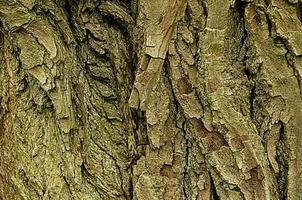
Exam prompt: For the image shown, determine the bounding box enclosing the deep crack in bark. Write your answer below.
[276,121,289,200]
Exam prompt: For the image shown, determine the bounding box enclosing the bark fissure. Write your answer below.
[180,118,190,200]
[276,121,289,200]
[164,61,189,199]
[209,174,219,200]
[266,9,302,95]
[285,51,302,95]
[297,1,302,23]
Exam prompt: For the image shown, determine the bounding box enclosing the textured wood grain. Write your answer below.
[0,0,301,199]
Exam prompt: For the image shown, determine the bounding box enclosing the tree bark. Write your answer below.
[0,0,302,199]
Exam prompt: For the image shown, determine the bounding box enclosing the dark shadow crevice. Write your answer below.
[276,121,289,200]
[209,175,220,200]
[297,1,302,24]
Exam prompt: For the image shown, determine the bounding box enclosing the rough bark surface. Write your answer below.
[0,0,301,199]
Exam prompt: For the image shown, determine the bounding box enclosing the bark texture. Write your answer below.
[0,0,302,199]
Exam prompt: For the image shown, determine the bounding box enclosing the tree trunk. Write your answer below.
[0,0,301,199]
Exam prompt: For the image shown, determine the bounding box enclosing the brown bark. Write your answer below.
[0,0,302,199]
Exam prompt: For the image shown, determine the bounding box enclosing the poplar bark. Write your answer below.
[0,0,302,199]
